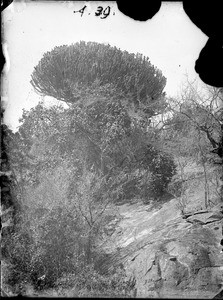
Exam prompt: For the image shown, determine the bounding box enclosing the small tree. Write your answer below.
[158,81,223,209]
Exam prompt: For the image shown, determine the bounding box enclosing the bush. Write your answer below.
[2,226,35,294]
[121,145,177,202]
[55,264,135,298]
[3,193,85,292]
[4,204,97,292]
[4,207,134,297]
[3,165,123,294]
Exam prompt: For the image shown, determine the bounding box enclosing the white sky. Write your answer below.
[2,1,208,132]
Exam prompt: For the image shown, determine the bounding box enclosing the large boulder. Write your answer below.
[125,224,222,298]
[102,199,223,298]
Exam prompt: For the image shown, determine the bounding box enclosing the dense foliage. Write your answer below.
[160,86,222,164]
[31,41,166,116]
[3,43,179,296]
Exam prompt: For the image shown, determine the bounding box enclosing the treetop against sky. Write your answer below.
[3,1,208,131]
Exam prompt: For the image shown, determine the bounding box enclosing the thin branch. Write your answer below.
[76,201,92,228]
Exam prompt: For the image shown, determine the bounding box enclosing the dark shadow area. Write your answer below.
[117,1,223,88]
[145,192,174,211]
[116,0,161,21]
[195,38,223,87]
[183,2,222,39]
[115,197,142,207]
[114,190,175,211]
[1,0,13,12]
[213,288,223,299]
[180,2,223,88]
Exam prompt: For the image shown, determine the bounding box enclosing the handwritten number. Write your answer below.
[95,6,103,17]
[73,5,86,17]
[95,6,111,19]
[74,5,111,18]
[102,6,110,19]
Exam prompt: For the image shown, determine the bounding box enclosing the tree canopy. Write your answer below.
[31,41,166,117]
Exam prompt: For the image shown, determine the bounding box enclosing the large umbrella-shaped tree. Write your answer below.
[31,41,166,117]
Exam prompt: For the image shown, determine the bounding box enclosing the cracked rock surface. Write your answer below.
[102,198,223,298]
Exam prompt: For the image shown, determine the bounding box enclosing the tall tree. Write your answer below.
[30,41,166,117]
[29,42,175,200]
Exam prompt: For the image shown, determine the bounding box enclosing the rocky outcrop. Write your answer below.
[126,224,222,298]
[102,199,223,298]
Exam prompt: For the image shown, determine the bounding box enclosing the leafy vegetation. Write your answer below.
[2,42,222,297]
[31,41,166,113]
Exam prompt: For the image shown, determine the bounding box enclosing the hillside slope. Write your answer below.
[101,160,223,298]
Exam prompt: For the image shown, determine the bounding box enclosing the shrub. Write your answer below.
[122,145,177,202]
[55,264,135,298]
[3,165,122,294]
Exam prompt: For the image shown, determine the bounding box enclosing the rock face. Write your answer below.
[126,224,222,298]
[102,199,223,298]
